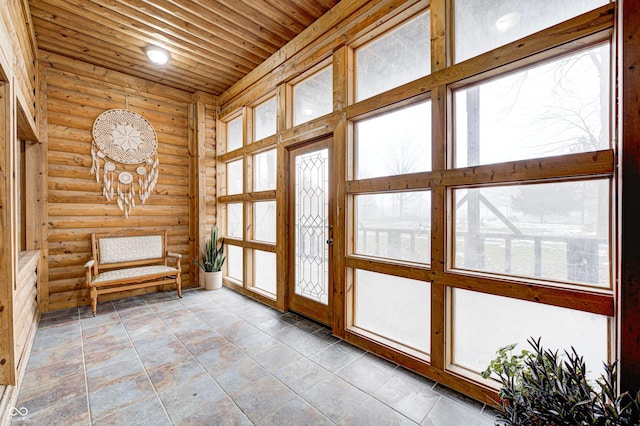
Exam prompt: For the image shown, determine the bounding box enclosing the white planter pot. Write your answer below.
[203,271,222,290]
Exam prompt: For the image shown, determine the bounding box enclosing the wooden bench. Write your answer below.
[84,230,182,316]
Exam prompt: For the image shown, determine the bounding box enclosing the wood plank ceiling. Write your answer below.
[29,0,340,95]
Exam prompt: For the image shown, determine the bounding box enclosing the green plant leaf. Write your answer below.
[194,225,226,272]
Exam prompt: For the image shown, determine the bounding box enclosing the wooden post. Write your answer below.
[430,0,447,372]
[0,80,16,385]
[620,0,640,393]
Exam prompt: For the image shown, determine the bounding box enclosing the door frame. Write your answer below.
[276,116,346,337]
[285,136,334,325]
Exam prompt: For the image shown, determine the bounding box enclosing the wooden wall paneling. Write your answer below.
[30,0,341,95]
[14,252,39,377]
[43,54,194,311]
[620,0,640,393]
[38,51,193,104]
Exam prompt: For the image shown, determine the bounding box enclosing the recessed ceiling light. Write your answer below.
[145,46,169,65]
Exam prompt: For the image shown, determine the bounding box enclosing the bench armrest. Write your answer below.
[167,252,182,272]
[84,259,95,286]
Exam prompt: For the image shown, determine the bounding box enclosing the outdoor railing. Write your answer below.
[357,226,607,285]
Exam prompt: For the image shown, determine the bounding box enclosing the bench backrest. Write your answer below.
[91,230,168,269]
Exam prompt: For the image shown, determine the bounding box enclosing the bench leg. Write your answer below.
[176,274,182,298]
[90,287,97,316]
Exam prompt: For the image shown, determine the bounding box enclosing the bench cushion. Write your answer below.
[98,235,163,264]
[90,265,178,286]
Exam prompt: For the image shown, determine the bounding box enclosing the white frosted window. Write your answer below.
[254,201,276,243]
[355,11,430,101]
[451,289,609,381]
[254,250,276,296]
[254,97,277,141]
[254,149,276,191]
[453,180,610,288]
[454,0,608,63]
[454,44,610,167]
[227,245,243,282]
[227,116,243,152]
[293,65,333,126]
[226,159,243,195]
[355,192,430,264]
[354,270,430,354]
[227,203,243,238]
[355,101,431,179]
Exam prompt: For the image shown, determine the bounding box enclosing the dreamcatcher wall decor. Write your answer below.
[90,108,159,218]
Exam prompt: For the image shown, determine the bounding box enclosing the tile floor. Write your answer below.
[10,287,498,425]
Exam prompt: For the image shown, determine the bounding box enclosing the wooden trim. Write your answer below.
[221,0,423,108]
[221,239,277,255]
[443,271,613,316]
[343,329,498,405]
[345,150,615,194]
[279,112,342,147]
[218,190,277,204]
[345,256,430,281]
[188,102,198,288]
[215,0,620,407]
[332,116,347,337]
[286,136,333,326]
[431,82,447,371]
[243,240,277,253]
[218,134,279,163]
[334,6,614,126]
[0,81,16,385]
[222,280,279,310]
[276,142,288,311]
[619,0,640,393]
[332,46,352,112]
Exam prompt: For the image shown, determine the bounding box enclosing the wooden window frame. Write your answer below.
[217,98,280,305]
[339,2,616,404]
[214,0,631,404]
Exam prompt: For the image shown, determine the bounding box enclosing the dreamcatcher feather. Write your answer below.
[90,109,159,218]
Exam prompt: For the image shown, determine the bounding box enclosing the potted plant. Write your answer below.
[193,225,225,290]
[482,337,640,425]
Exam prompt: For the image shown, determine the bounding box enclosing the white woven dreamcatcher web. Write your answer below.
[90,109,159,218]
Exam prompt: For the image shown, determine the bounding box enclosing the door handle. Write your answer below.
[326,238,333,245]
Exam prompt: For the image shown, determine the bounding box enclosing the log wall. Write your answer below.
[14,252,39,381]
[41,51,207,311]
[0,0,39,419]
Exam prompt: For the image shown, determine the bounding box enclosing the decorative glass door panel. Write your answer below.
[289,139,332,324]
[295,148,329,303]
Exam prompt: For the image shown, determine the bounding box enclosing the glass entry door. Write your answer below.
[288,138,332,325]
